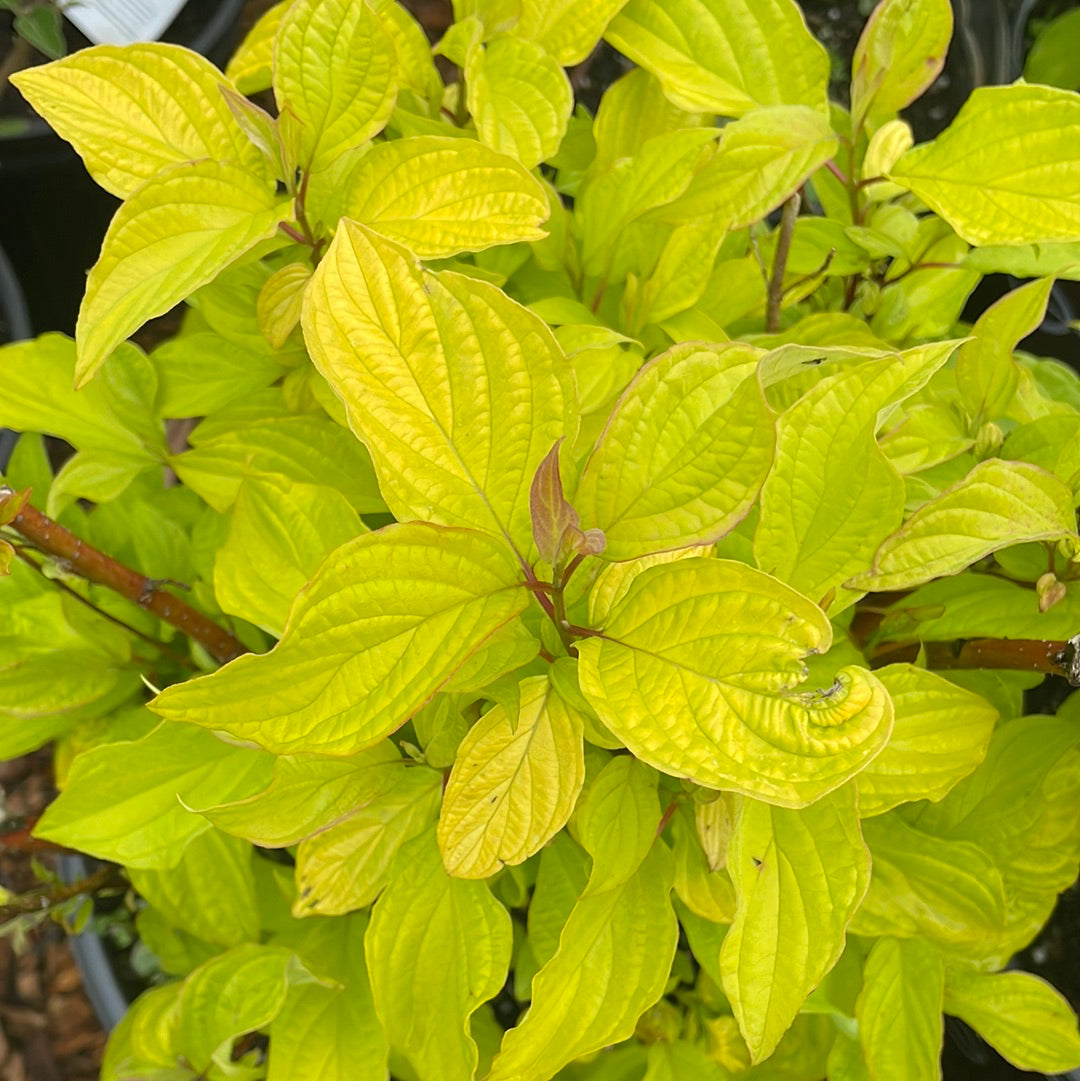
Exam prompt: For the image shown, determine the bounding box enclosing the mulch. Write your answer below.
[0,753,105,1081]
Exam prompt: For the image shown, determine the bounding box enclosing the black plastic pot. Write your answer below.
[57,854,134,1032]
[0,0,246,336]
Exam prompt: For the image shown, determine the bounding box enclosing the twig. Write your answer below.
[766,192,801,333]
[11,547,198,671]
[882,635,1080,686]
[0,864,124,923]
[0,487,247,665]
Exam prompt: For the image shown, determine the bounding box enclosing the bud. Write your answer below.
[1036,572,1067,613]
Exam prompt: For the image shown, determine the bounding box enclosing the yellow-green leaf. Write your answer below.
[578,127,717,277]
[955,278,1053,424]
[517,0,630,65]
[755,342,958,611]
[576,342,774,560]
[853,813,1006,952]
[337,136,549,256]
[848,459,1078,592]
[267,915,387,1081]
[76,160,288,386]
[856,665,997,817]
[857,937,944,1081]
[295,767,442,915]
[273,0,397,172]
[486,844,676,1081]
[257,261,312,349]
[10,44,257,198]
[577,558,893,806]
[129,829,258,948]
[301,221,565,549]
[151,524,531,756]
[201,742,405,848]
[851,0,953,128]
[720,786,870,1062]
[466,35,572,169]
[34,722,273,869]
[605,0,829,116]
[438,675,585,878]
[226,1,286,93]
[214,474,365,636]
[366,830,512,1081]
[888,84,1080,245]
[944,967,1080,1074]
[652,106,838,227]
[173,412,383,515]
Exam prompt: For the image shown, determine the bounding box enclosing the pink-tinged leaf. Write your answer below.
[530,439,579,563]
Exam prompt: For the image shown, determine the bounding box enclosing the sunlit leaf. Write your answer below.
[151,524,531,755]
[577,558,892,806]
[888,84,1080,245]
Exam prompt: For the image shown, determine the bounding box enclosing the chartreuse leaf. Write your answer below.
[517,0,629,65]
[486,759,678,1081]
[955,278,1054,424]
[855,665,997,817]
[150,331,285,418]
[151,524,531,755]
[225,0,285,93]
[129,828,258,948]
[888,84,1080,245]
[366,829,512,1081]
[257,262,312,349]
[849,459,1078,592]
[100,982,184,1081]
[578,559,892,805]
[578,127,718,278]
[372,0,444,104]
[852,813,1006,952]
[178,944,317,1075]
[851,0,953,128]
[438,675,585,878]
[9,44,258,198]
[466,35,572,169]
[273,0,397,172]
[1004,415,1080,495]
[76,160,289,386]
[944,966,1080,1073]
[905,715,1080,862]
[174,413,383,514]
[268,915,387,1081]
[963,240,1080,279]
[670,804,734,922]
[214,474,366,636]
[720,785,869,1062]
[294,766,441,916]
[755,342,958,610]
[0,334,164,458]
[302,221,565,548]
[199,741,404,847]
[590,67,704,174]
[651,106,838,227]
[577,343,773,559]
[35,722,273,869]
[334,137,550,255]
[574,756,660,887]
[605,0,829,116]
[857,937,944,1081]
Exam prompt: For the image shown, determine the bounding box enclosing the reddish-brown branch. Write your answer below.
[877,635,1080,686]
[1,487,247,665]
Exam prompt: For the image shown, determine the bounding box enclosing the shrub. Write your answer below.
[1,0,1080,1077]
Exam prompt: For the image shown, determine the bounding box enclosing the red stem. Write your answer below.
[1,487,247,665]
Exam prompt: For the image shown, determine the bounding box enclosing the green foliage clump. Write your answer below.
[2,0,1080,1077]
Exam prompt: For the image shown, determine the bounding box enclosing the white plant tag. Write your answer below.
[65,0,189,45]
